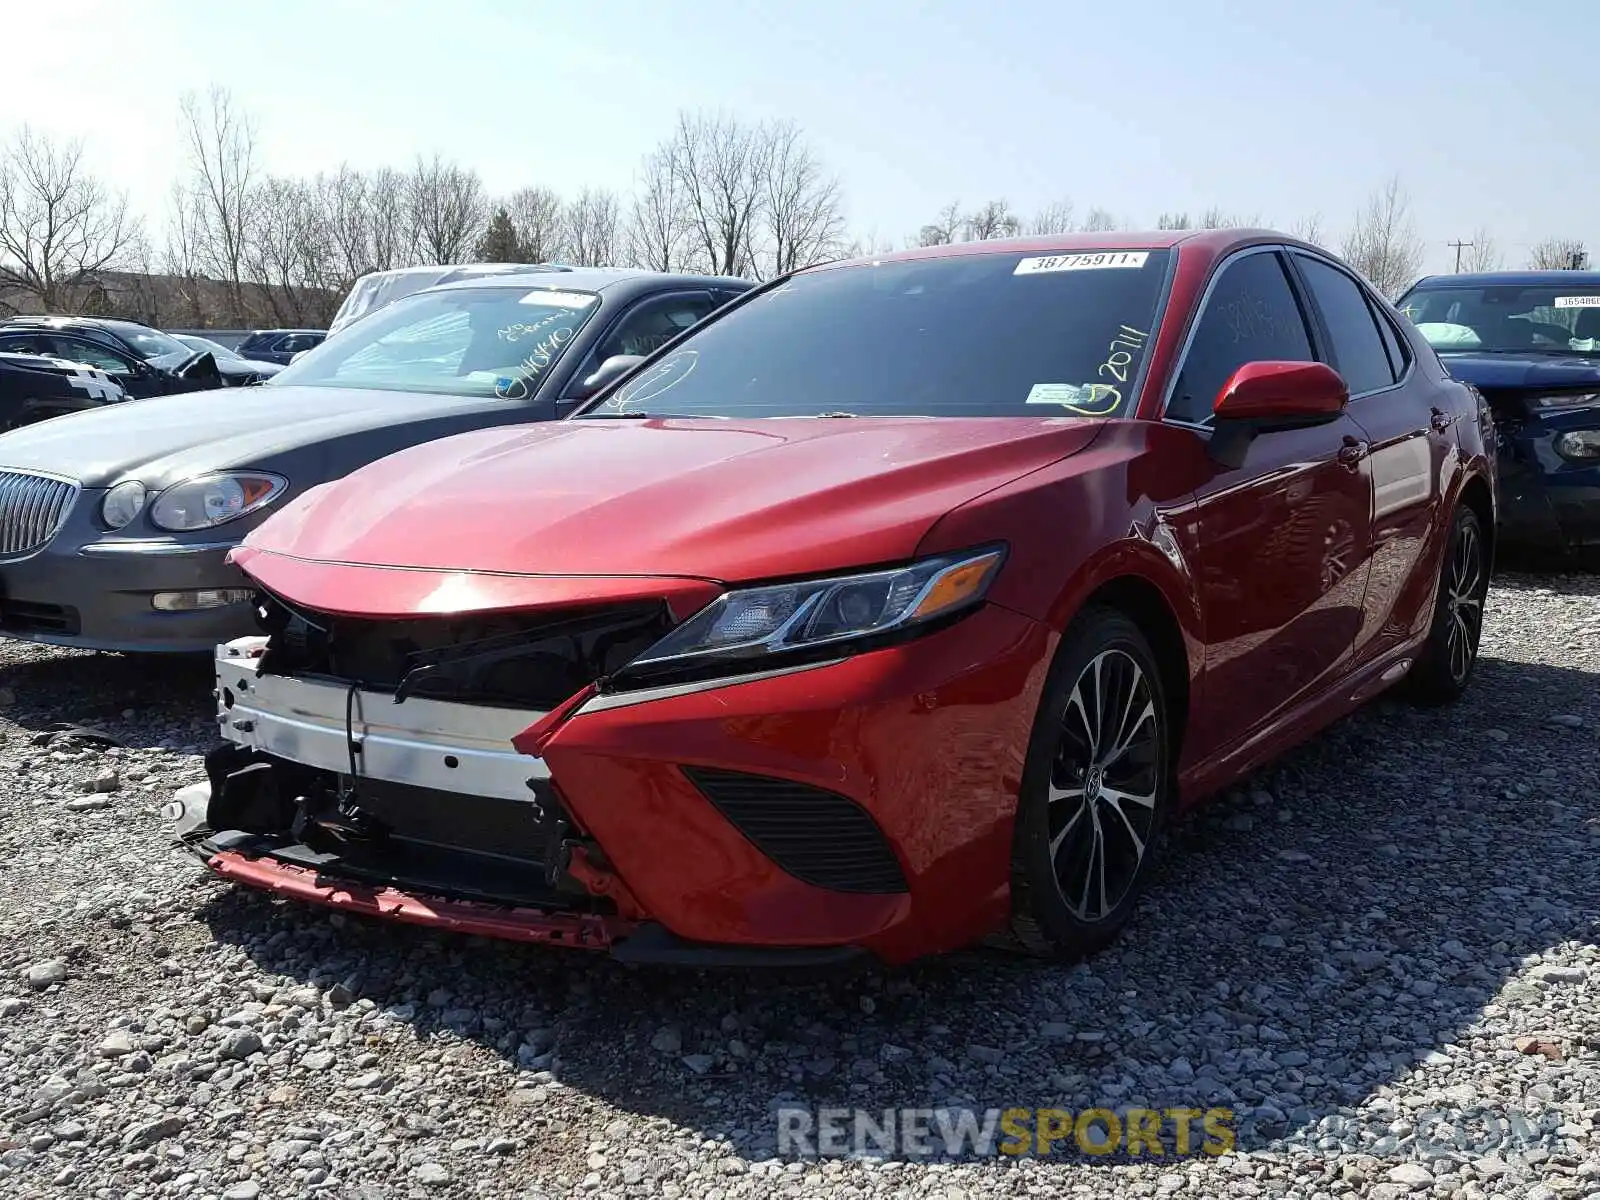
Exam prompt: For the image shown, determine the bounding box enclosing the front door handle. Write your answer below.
[1430,407,1454,433]
[1337,436,1369,468]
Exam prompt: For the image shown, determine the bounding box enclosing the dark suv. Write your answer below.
[0,316,225,398]
[235,329,326,365]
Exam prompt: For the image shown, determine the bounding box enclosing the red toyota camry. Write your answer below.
[170,229,1497,967]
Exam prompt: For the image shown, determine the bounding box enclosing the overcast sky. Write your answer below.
[3,0,1583,276]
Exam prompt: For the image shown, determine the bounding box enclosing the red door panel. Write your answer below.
[1183,416,1374,762]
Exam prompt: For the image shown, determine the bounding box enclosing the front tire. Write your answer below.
[1401,502,1488,706]
[1006,607,1173,960]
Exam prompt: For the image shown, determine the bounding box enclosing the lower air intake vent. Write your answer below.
[683,766,908,894]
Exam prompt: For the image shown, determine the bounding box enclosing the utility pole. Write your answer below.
[1448,239,1473,272]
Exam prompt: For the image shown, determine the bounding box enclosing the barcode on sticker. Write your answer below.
[1554,295,1600,308]
[1015,251,1149,275]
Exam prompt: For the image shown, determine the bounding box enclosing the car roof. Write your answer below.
[803,227,1291,275]
[246,327,324,335]
[1406,270,1600,289]
[425,268,755,297]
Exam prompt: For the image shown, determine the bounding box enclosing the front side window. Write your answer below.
[1397,283,1600,355]
[1295,255,1396,396]
[582,249,1173,420]
[49,337,135,375]
[107,323,191,361]
[1167,251,1314,425]
[266,285,602,399]
[277,333,322,353]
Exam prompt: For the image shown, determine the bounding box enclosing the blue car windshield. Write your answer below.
[1398,283,1600,355]
[267,285,601,398]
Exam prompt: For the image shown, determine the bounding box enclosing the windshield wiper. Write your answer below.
[580,411,656,419]
[814,411,859,418]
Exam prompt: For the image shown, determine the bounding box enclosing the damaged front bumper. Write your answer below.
[170,635,648,953]
[168,636,869,967]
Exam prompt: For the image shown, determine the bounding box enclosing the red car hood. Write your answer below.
[244,416,1105,583]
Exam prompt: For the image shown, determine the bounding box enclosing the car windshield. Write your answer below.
[1397,283,1600,355]
[266,285,601,398]
[111,324,192,360]
[581,249,1173,419]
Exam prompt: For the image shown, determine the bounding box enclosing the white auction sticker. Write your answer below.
[520,289,596,308]
[1015,251,1149,275]
[1553,295,1600,308]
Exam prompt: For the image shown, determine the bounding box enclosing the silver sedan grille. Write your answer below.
[0,470,78,558]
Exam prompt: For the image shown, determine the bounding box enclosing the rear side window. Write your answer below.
[1167,251,1314,425]
[1295,255,1396,396]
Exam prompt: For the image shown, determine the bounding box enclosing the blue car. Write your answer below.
[1396,271,1600,561]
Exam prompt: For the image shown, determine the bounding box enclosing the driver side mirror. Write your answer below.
[568,354,645,403]
[1207,360,1348,469]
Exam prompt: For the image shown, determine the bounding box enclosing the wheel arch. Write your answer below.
[1067,567,1195,777]
[1457,470,1496,576]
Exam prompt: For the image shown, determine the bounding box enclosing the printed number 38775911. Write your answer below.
[1097,325,1149,384]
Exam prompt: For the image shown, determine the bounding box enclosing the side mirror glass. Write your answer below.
[1208,360,1348,469]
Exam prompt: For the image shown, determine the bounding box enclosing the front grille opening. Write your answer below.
[0,599,79,635]
[254,593,675,710]
[205,748,610,913]
[684,766,909,894]
[0,471,77,558]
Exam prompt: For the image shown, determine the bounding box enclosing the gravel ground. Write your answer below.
[0,569,1595,1200]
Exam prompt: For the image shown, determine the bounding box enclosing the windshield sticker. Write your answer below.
[1014,251,1149,276]
[1097,323,1149,385]
[1026,382,1122,415]
[519,289,595,309]
[612,349,698,410]
[1554,295,1600,309]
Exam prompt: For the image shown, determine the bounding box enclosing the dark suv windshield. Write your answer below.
[1397,283,1600,355]
[581,249,1173,419]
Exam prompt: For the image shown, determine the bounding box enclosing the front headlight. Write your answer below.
[617,545,1006,683]
[1555,430,1600,460]
[148,471,288,532]
[1531,392,1600,410]
[101,480,147,529]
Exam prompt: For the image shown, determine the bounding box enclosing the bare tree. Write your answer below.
[1463,227,1502,272]
[406,154,487,264]
[497,186,563,263]
[246,175,337,324]
[1027,200,1076,236]
[1156,212,1192,230]
[752,119,846,277]
[917,200,964,247]
[1290,213,1327,247]
[0,125,141,311]
[177,85,260,319]
[1529,237,1588,270]
[1340,175,1425,297]
[160,179,207,325]
[663,110,764,276]
[963,199,1021,242]
[1081,208,1119,232]
[562,187,621,267]
[366,167,408,273]
[1198,207,1257,229]
[316,165,376,288]
[625,151,686,271]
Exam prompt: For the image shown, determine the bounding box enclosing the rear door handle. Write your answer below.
[1430,407,1454,433]
[1337,436,1369,467]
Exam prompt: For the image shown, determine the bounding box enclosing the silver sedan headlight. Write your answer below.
[148,472,288,532]
[101,480,148,529]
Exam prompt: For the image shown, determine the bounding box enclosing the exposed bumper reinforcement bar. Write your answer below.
[205,850,633,949]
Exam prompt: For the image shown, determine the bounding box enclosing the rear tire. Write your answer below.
[1401,503,1488,706]
[1006,607,1173,960]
